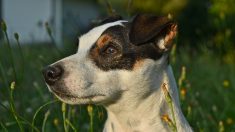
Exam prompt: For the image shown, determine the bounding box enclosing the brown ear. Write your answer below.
[129,14,177,51]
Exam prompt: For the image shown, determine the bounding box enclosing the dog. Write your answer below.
[42,14,192,132]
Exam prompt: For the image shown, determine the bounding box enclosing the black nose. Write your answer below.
[42,65,63,85]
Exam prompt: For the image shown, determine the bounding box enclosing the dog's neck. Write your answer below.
[103,65,192,132]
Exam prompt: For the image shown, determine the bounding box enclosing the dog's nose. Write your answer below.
[42,65,63,85]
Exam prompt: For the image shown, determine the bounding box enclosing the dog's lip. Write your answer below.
[51,89,77,98]
[51,88,105,99]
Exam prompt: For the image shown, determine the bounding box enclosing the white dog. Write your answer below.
[43,14,192,132]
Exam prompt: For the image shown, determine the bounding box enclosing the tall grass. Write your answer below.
[1,7,235,132]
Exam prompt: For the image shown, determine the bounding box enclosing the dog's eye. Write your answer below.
[103,45,118,55]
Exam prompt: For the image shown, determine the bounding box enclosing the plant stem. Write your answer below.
[87,105,94,132]
[62,103,68,132]
[42,110,50,132]
[162,83,177,132]
[0,122,8,132]
[2,25,17,82]
[66,119,78,132]
[169,100,177,132]
[14,33,25,85]
[9,84,24,132]
[31,100,58,132]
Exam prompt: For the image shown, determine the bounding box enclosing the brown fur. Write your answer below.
[164,24,177,49]
[97,34,112,48]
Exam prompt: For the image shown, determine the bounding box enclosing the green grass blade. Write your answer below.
[31,100,58,132]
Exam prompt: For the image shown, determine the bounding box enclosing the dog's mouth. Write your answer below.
[50,88,105,100]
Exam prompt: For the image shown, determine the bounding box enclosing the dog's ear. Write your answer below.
[129,14,177,52]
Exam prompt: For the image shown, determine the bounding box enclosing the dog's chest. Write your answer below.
[103,115,168,132]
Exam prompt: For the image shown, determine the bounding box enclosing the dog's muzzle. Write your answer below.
[42,65,64,85]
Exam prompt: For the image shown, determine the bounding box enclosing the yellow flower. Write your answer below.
[180,88,187,96]
[87,105,93,117]
[223,80,229,88]
[219,121,225,132]
[53,118,59,126]
[226,118,233,125]
[162,83,172,104]
[61,103,66,112]
[10,81,16,90]
[161,114,176,130]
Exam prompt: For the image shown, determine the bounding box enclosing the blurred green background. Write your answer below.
[0,0,235,131]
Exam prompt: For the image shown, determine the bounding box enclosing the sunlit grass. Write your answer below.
[1,14,235,132]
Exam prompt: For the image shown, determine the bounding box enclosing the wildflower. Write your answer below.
[168,13,173,20]
[53,118,59,126]
[61,103,66,113]
[87,105,93,117]
[223,80,229,88]
[1,20,7,32]
[161,114,172,123]
[10,81,16,90]
[178,66,186,88]
[187,106,192,117]
[161,83,177,132]
[14,33,19,41]
[180,88,186,100]
[162,83,172,104]
[219,121,225,132]
[161,114,176,131]
[226,118,233,125]
[45,22,52,36]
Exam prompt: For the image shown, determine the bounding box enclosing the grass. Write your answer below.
[0,25,235,132]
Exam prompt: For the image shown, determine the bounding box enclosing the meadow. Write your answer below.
[1,0,235,131]
[0,33,235,131]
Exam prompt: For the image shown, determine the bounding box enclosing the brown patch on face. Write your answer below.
[90,34,113,60]
[164,24,177,49]
[89,46,99,60]
[133,59,144,70]
[97,34,112,48]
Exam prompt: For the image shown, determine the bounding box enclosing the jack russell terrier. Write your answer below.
[43,14,192,132]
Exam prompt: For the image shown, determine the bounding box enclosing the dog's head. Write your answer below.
[42,14,177,105]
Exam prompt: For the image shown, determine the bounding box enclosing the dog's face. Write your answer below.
[42,14,177,105]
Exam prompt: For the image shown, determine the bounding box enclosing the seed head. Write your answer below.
[61,102,66,113]
[168,13,173,20]
[14,33,19,41]
[10,81,16,90]
[223,80,229,88]
[87,105,93,117]
[53,118,59,126]
[45,22,52,36]
[226,118,233,125]
[162,83,172,104]
[1,20,7,32]
[161,114,175,129]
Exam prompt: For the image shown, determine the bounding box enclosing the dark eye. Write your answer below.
[104,45,118,55]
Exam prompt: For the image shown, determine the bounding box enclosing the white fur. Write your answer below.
[78,20,127,53]
[47,20,193,132]
[103,59,192,132]
[157,38,166,50]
